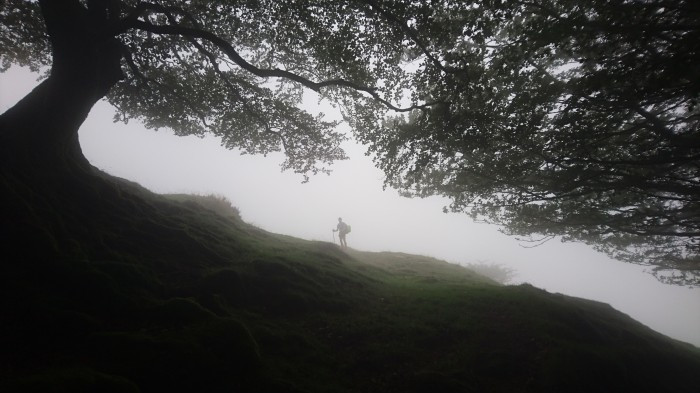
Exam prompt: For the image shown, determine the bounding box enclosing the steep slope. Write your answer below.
[1,168,699,393]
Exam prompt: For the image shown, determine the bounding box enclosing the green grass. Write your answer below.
[2,167,700,392]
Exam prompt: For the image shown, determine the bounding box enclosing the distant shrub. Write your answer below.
[465,262,516,284]
[188,194,241,220]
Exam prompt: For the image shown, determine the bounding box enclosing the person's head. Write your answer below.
[338,217,343,222]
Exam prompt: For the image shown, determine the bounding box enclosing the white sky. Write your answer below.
[2,66,698,347]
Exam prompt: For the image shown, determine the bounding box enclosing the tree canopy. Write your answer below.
[1,0,698,284]
[359,0,700,285]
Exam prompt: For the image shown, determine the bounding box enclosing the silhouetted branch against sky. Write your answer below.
[117,1,437,111]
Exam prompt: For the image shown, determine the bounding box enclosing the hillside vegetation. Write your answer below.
[1,168,699,393]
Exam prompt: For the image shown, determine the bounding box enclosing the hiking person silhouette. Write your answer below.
[333,217,350,248]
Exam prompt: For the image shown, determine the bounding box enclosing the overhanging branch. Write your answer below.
[118,17,439,113]
[359,0,461,75]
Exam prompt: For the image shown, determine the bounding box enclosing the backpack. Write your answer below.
[346,224,351,234]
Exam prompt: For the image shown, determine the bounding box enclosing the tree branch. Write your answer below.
[358,0,461,74]
[118,16,438,113]
[119,42,210,127]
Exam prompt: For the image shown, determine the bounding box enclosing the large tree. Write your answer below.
[1,0,698,284]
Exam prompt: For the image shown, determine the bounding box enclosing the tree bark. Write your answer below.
[0,0,123,180]
[0,1,126,260]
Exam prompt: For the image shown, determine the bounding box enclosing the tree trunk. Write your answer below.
[0,77,90,174]
[0,0,123,182]
[0,0,124,259]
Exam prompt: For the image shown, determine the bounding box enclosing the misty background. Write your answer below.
[2,66,698,347]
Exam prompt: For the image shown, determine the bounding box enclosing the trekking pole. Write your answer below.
[332,230,336,244]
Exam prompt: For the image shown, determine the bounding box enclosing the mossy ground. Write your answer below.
[1,168,699,392]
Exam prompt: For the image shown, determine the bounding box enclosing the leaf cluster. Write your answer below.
[360,0,700,283]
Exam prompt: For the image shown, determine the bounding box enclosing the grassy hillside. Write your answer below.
[2,168,700,393]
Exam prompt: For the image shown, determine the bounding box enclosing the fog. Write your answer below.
[2,66,699,347]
